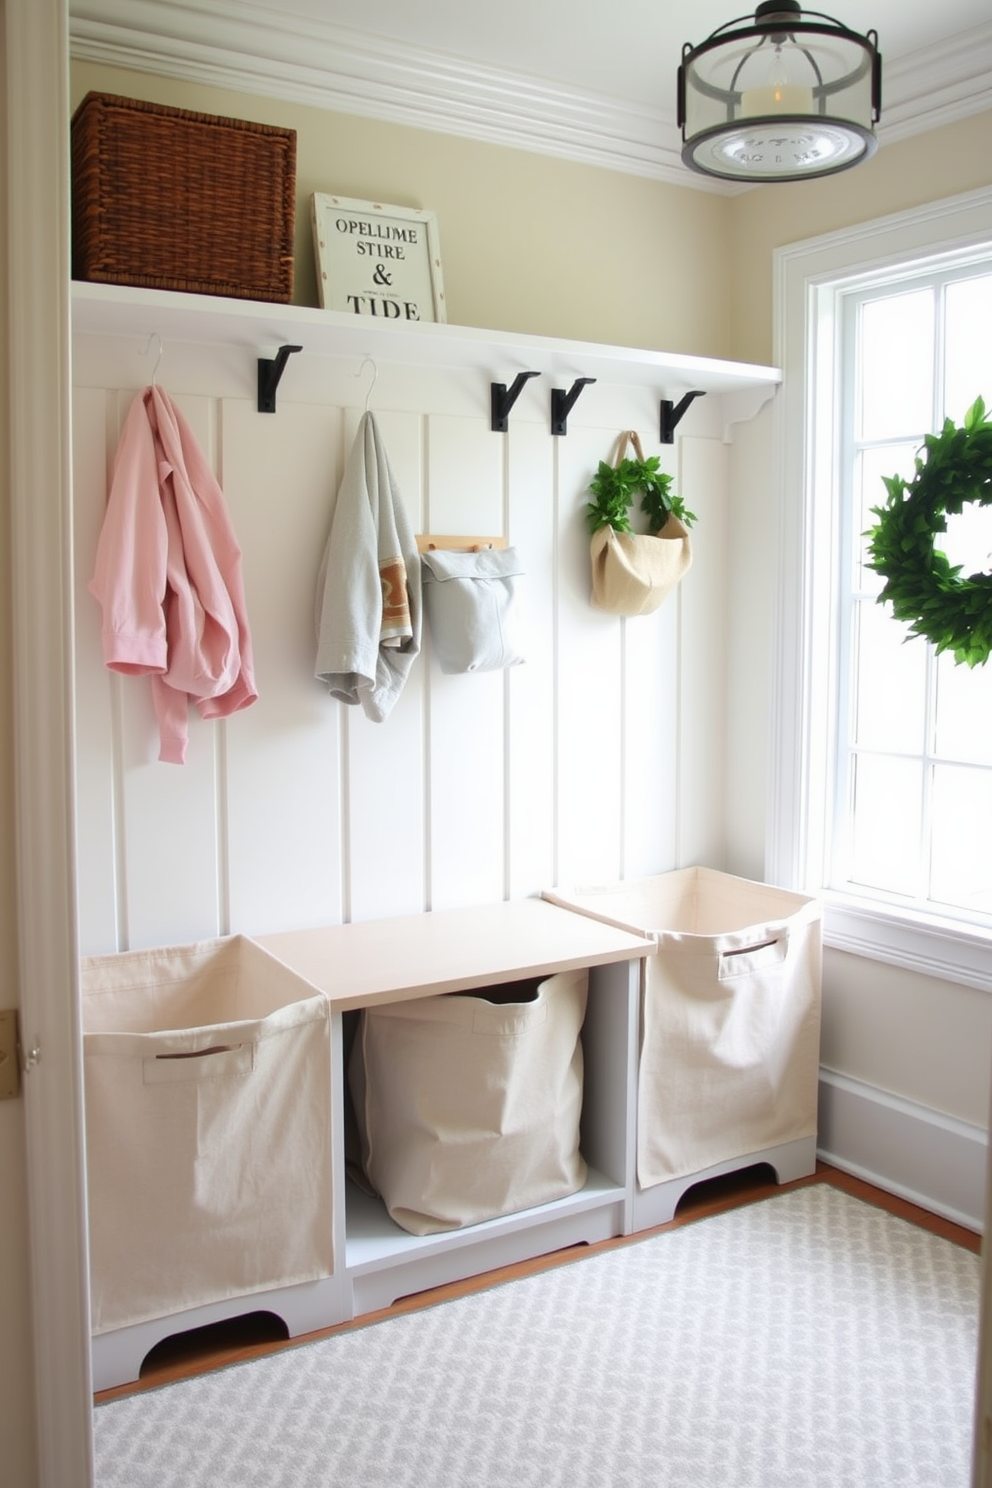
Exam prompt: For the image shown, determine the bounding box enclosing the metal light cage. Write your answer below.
[677,1,881,183]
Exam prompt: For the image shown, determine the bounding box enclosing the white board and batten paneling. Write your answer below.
[70,283,780,955]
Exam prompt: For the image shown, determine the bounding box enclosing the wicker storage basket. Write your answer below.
[71,91,296,303]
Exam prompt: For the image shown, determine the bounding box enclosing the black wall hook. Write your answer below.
[551,377,597,437]
[257,344,303,413]
[660,390,705,444]
[491,371,540,433]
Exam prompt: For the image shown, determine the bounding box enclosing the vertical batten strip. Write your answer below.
[108,671,129,949]
[213,395,231,937]
[335,404,352,927]
[107,391,130,951]
[502,425,512,902]
[339,705,352,924]
[674,434,686,868]
[213,719,231,936]
[551,433,561,888]
[421,411,433,913]
[619,616,627,881]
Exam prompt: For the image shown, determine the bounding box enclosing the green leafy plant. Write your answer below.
[865,395,992,667]
[585,455,697,536]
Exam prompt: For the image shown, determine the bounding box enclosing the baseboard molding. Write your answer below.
[817,1067,987,1234]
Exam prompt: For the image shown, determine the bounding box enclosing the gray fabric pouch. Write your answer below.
[420,547,525,674]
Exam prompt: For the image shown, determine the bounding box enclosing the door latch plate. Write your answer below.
[0,1009,21,1099]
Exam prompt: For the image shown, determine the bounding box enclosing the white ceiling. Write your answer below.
[228,0,992,103]
[69,0,992,190]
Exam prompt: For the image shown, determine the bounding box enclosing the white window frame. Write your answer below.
[767,185,992,994]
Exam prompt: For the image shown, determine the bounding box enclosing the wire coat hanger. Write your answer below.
[142,332,164,387]
[358,356,378,412]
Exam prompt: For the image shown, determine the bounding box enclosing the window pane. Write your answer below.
[849,753,922,895]
[939,501,992,579]
[930,764,992,915]
[944,274,992,424]
[935,652,992,766]
[852,598,927,752]
[856,442,919,593]
[859,290,934,442]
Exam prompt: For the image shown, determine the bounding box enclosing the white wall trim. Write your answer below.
[824,897,992,995]
[66,2,992,190]
[8,0,94,1482]
[818,1067,987,1233]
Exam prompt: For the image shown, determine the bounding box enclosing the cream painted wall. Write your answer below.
[0,16,41,1486]
[728,111,992,367]
[821,952,992,1128]
[70,60,733,359]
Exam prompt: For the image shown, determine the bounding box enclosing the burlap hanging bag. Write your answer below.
[589,430,692,617]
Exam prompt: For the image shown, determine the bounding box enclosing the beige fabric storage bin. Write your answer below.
[546,870,821,1189]
[82,936,333,1334]
[349,969,588,1235]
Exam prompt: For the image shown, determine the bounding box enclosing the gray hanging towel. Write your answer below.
[315,411,422,722]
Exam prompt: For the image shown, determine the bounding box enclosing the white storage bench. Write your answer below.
[87,899,652,1389]
[256,900,652,1318]
[545,869,823,1226]
[86,885,822,1391]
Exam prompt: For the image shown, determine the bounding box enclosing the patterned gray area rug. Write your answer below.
[93,1184,981,1488]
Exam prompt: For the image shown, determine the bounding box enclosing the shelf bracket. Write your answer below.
[490,370,540,433]
[660,390,705,444]
[551,377,597,437]
[257,343,303,414]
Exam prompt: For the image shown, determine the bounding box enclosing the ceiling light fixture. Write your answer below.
[677,1,881,183]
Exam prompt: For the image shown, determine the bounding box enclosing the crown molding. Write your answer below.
[66,0,727,191]
[68,1,992,192]
[878,20,992,143]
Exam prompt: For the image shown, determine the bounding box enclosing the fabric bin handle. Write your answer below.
[717,932,789,979]
[143,1042,255,1083]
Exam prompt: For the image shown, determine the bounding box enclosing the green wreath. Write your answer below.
[865,396,992,668]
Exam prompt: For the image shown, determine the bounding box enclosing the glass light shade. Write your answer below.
[678,1,881,182]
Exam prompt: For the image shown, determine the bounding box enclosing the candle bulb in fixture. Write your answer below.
[740,81,814,114]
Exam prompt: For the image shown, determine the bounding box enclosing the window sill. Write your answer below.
[821,889,992,993]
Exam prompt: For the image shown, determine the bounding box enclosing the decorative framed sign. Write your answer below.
[310,194,446,323]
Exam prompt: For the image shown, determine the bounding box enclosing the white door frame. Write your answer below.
[7,0,94,1482]
[9,5,989,1486]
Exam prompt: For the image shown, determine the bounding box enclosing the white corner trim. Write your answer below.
[720,384,779,443]
[818,1067,987,1233]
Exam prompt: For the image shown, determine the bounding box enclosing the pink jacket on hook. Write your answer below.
[89,385,258,764]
